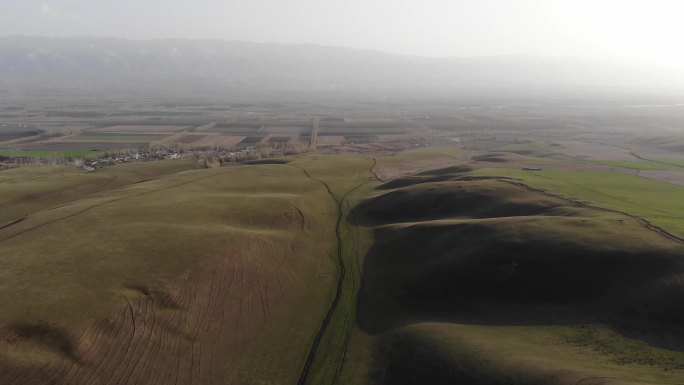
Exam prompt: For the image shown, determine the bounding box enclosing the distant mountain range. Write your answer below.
[1,35,682,91]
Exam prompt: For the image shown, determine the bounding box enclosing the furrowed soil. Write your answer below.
[0,160,345,385]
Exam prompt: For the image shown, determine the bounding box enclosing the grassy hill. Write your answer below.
[0,158,363,385]
[347,170,684,384]
[4,145,684,385]
[471,168,684,238]
[0,160,199,225]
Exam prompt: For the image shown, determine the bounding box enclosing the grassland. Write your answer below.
[470,168,684,237]
[375,323,684,385]
[654,158,684,167]
[5,95,684,385]
[0,160,199,224]
[594,160,683,170]
[344,167,684,384]
[0,153,402,385]
[0,149,106,158]
[286,155,376,385]
[0,157,365,385]
[372,145,461,180]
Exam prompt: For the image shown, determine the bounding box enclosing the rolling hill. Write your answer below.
[351,169,684,384]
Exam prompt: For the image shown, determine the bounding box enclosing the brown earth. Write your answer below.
[90,126,189,134]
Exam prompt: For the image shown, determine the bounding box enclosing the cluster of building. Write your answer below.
[0,140,306,171]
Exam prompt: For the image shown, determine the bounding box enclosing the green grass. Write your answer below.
[502,140,563,155]
[375,145,460,168]
[471,168,684,237]
[338,157,684,384]
[403,323,684,384]
[563,325,684,369]
[286,155,375,385]
[652,158,684,167]
[594,160,683,171]
[0,149,106,158]
[5,145,684,384]
[0,159,341,383]
[67,133,168,141]
[0,160,199,224]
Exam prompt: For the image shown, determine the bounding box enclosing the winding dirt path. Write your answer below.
[288,162,371,385]
[287,164,345,385]
[370,158,383,182]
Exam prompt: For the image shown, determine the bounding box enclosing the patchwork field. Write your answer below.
[63,133,169,142]
[89,125,189,134]
[0,149,106,159]
[0,125,42,142]
[18,142,147,152]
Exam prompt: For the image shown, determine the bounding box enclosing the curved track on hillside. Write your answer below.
[369,158,383,182]
[501,179,684,243]
[0,167,243,244]
[288,163,371,385]
[287,165,345,385]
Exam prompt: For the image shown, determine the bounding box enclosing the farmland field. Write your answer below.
[0,159,341,384]
[89,125,189,133]
[0,149,105,159]
[18,142,148,151]
[64,133,169,142]
[188,134,246,148]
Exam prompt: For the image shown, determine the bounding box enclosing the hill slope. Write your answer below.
[0,161,340,385]
[352,172,684,384]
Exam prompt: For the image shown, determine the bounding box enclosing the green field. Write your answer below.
[0,160,199,224]
[377,323,684,384]
[338,163,684,384]
[653,158,684,167]
[594,159,684,170]
[471,168,684,237]
[0,155,376,385]
[288,155,376,385]
[0,149,106,158]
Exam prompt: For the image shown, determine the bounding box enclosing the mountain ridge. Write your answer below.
[1,35,682,91]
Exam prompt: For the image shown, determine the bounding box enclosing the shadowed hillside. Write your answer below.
[355,179,595,225]
[353,170,684,384]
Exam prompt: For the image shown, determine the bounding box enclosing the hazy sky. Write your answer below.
[3,0,684,66]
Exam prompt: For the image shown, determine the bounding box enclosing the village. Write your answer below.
[0,142,299,171]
